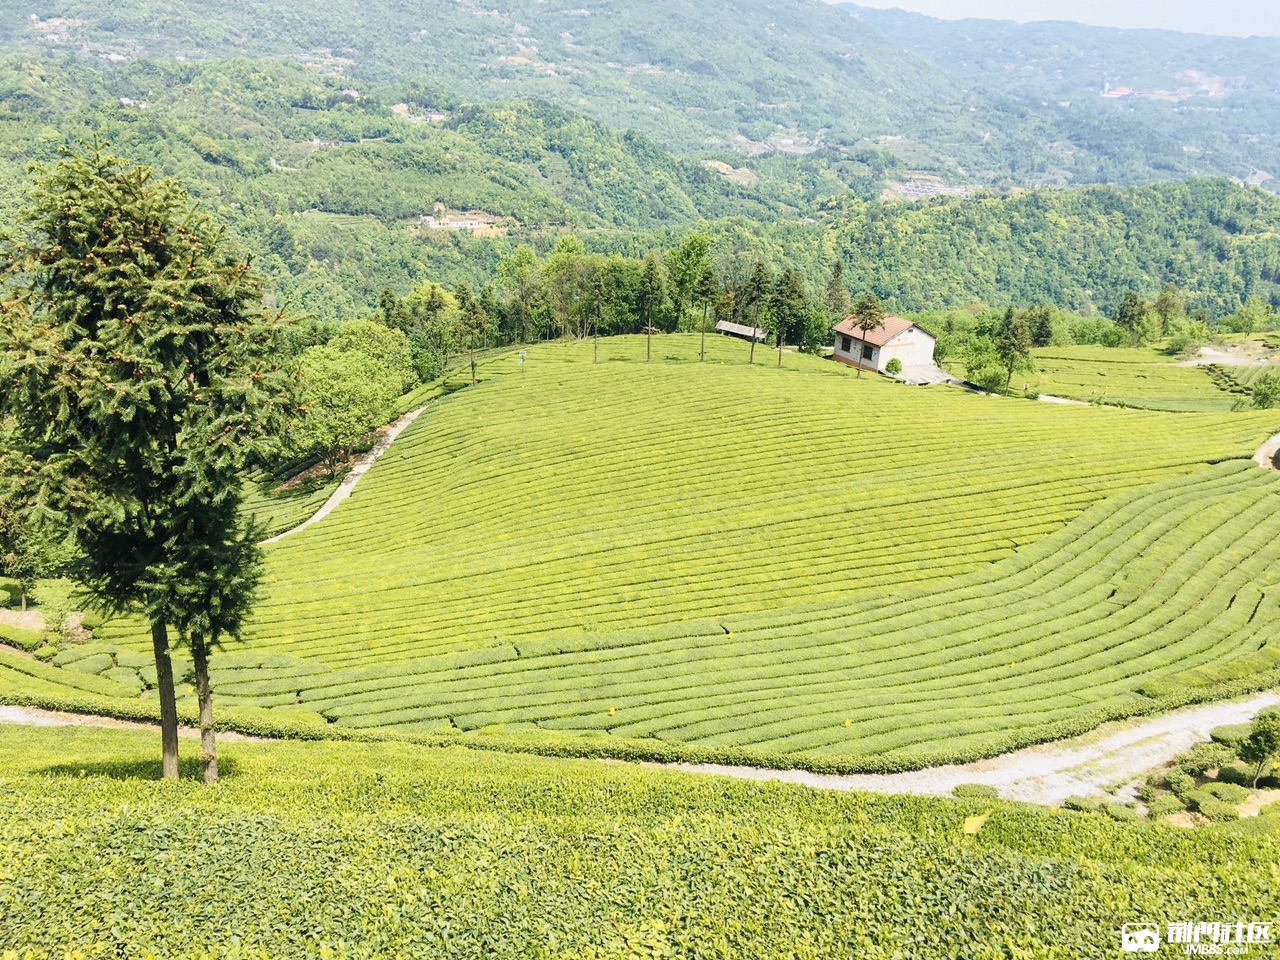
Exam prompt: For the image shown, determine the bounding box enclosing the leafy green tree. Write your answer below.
[850,293,885,379]
[330,319,417,393]
[693,265,718,362]
[1114,291,1150,342]
[456,281,495,383]
[741,261,772,365]
[666,233,711,329]
[1224,295,1274,335]
[400,281,463,379]
[1240,709,1280,788]
[0,145,294,781]
[543,236,586,340]
[995,308,1035,393]
[1251,372,1280,410]
[823,261,852,320]
[378,288,400,327]
[885,357,903,376]
[497,245,542,344]
[638,252,666,361]
[295,346,400,477]
[1025,303,1055,348]
[769,268,808,367]
[1153,284,1185,335]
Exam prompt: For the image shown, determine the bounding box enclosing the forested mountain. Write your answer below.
[844,5,1280,189]
[4,0,1280,191]
[0,1,1278,321]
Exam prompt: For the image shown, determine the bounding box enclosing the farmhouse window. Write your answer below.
[862,343,874,360]
[841,335,852,352]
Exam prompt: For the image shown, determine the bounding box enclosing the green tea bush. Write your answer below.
[1147,795,1186,817]
[1202,782,1250,804]
[952,783,999,799]
[1,723,1278,960]
[1165,769,1196,799]
[1190,794,1240,822]
[1211,723,1253,747]
[1063,795,1099,812]
[0,623,44,652]
[1103,804,1140,822]
[1217,764,1253,787]
[1175,742,1237,776]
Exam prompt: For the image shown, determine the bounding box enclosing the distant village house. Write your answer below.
[832,315,936,374]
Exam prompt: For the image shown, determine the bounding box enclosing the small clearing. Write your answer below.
[656,691,1280,807]
[1179,344,1275,367]
[0,609,45,632]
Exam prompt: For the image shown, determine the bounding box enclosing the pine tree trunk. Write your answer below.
[150,619,180,780]
[20,586,26,612]
[700,304,707,361]
[191,638,218,784]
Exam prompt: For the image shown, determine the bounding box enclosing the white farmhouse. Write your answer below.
[832,315,936,374]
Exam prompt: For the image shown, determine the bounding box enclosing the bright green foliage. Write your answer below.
[328,319,418,393]
[1240,709,1280,787]
[294,345,400,477]
[1,724,1279,958]
[0,144,294,629]
[1251,372,1280,410]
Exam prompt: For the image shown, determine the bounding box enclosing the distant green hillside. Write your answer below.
[845,4,1280,189]
[4,0,1279,190]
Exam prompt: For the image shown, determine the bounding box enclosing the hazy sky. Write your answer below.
[836,1,1280,37]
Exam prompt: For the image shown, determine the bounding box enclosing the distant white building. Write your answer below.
[832,315,936,374]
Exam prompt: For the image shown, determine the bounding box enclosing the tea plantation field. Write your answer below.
[1,724,1277,959]
[1027,346,1237,412]
[10,335,1280,770]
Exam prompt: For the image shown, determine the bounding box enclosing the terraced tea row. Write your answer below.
[1027,346,1234,412]
[192,339,1271,664]
[198,460,1280,765]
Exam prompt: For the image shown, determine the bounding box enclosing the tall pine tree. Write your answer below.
[0,145,295,781]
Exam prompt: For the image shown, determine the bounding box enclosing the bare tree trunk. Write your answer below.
[700,304,707,361]
[191,637,218,784]
[646,307,652,362]
[150,619,180,780]
[20,586,26,612]
[749,307,758,365]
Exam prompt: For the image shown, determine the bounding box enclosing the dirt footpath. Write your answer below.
[657,691,1280,807]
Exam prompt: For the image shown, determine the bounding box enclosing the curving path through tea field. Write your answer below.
[3,692,1277,807]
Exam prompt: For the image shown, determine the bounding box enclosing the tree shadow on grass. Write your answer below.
[40,755,241,782]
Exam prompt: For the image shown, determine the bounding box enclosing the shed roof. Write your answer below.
[833,315,927,347]
[716,319,769,342]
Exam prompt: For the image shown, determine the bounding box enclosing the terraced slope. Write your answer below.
[186,460,1280,765]
[1028,346,1233,412]
[224,338,1268,661]
[29,337,1279,768]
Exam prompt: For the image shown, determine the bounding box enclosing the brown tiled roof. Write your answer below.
[832,314,916,347]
